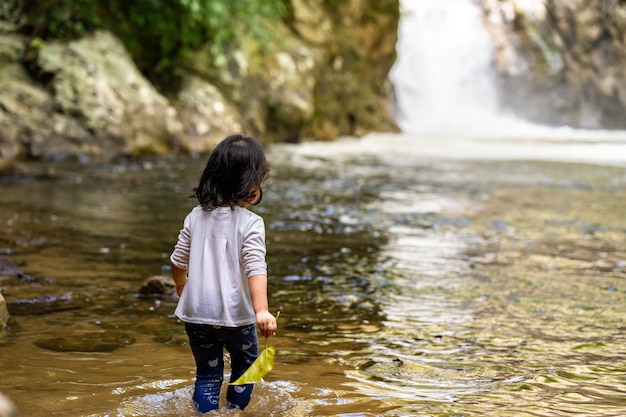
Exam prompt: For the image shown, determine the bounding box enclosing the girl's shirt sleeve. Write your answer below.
[170,213,191,269]
[242,216,267,278]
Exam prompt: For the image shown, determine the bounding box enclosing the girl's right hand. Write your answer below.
[256,311,277,338]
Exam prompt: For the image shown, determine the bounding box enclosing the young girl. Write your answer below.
[170,134,277,413]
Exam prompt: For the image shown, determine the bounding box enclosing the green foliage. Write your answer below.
[17,0,288,89]
[103,0,199,84]
[0,0,24,23]
[19,0,102,38]
[175,0,289,71]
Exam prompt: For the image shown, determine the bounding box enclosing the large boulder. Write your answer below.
[35,30,182,157]
[182,0,400,142]
[481,0,626,129]
[0,32,52,162]
[175,72,243,153]
[309,0,400,139]
[182,11,322,143]
[0,29,182,163]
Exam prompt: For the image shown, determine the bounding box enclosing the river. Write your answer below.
[1,132,625,416]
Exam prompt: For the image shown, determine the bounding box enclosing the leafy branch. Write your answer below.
[13,0,288,89]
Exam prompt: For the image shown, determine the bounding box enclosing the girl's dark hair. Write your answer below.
[192,134,270,210]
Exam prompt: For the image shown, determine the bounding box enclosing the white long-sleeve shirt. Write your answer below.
[170,205,267,327]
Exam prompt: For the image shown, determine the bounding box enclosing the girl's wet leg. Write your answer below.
[185,323,225,412]
[225,324,258,410]
[193,374,223,412]
[226,383,254,410]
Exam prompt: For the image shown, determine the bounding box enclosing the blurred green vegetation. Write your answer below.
[4,0,289,90]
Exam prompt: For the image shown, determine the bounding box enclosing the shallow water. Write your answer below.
[1,134,625,416]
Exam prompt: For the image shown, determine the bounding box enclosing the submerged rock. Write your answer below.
[7,292,88,316]
[138,275,178,301]
[0,256,21,279]
[0,256,35,285]
[35,331,135,352]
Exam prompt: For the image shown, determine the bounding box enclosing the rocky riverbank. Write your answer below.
[1,0,625,168]
[0,1,400,167]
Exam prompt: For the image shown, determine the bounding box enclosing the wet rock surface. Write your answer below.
[481,0,626,129]
[6,291,88,316]
[0,256,34,285]
[34,330,135,352]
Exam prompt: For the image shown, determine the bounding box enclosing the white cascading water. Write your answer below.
[389,0,501,135]
[387,0,626,151]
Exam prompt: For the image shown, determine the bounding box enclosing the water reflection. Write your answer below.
[1,139,625,416]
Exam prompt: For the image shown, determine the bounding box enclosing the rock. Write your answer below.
[0,60,54,161]
[34,331,135,352]
[308,0,401,139]
[138,275,177,300]
[290,0,333,46]
[0,36,28,156]
[0,29,184,163]
[480,0,626,129]
[0,293,9,329]
[184,28,318,142]
[0,256,34,286]
[36,30,182,157]
[264,47,317,142]
[7,292,88,316]
[175,73,243,153]
[182,0,399,142]
[0,256,21,278]
[0,392,17,417]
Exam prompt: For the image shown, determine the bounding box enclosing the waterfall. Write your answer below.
[389,0,501,135]
[389,0,626,146]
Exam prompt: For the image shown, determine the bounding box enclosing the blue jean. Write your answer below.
[184,322,258,413]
